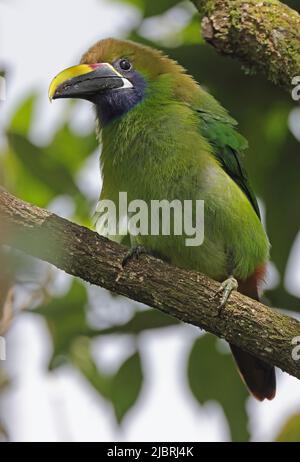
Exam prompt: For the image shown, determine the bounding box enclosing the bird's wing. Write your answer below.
[196,108,261,219]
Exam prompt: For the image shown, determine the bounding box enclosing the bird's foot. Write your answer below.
[214,276,238,312]
[122,245,147,267]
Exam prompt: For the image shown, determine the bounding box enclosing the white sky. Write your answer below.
[1,0,300,443]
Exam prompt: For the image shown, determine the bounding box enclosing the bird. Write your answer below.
[49,37,276,401]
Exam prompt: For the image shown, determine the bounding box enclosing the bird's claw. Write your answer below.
[214,276,238,312]
[122,245,147,267]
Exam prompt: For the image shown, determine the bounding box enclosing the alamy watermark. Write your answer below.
[0,336,6,361]
[95,192,205,247]
[292,336,300,361]
[0,76,6,101]
[292,76,300,101]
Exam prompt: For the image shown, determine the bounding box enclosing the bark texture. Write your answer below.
[192,0,300,90]
[0,190,300,379]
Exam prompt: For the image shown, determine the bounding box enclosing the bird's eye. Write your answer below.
[119,59,132,71]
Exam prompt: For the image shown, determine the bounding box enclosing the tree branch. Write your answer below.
[192,0,300,90]
[0,190,300,378]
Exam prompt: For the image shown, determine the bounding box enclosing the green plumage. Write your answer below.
[196,108,261,218]
[59,37,275,401]
[93,60,269,282]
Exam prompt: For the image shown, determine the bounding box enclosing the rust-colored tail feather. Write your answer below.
[230,343,276,401]
[232,267,276,401]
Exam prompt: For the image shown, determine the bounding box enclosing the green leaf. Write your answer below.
[0,422,8,442]
[70,337,112,401]
[115,0,144,12]
[3,143,55,207]
[71,340,144,421]
[6,131,91,217]
[188,335,249,442]
[10,94,37,135]
[144,0,180,17]
[6,97,97,214]
[46,123,98,173]
[111,351,143,424]
[180,16,204,45]
[93,309,179,336]
[33,280,90,369]
[115,0,180,17]
[276,414,300,442]
[8,132,81,197]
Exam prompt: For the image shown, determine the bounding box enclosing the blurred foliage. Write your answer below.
[1,0,300,442]
[33,280,90,370]
[276,414,300,442]
[188,336,249,441]
[70,338,143,423]
[111,351,143,424]
[0,368,10,442]
[4,95,97,221]
[116,0,181,18]
[29,280,177,422]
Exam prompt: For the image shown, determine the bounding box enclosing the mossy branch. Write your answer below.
[191,0,300,90]
[0,189,300,379]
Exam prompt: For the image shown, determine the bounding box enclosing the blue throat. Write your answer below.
[95,73,146,126]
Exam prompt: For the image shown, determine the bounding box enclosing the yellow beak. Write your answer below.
[48,63,130,102]
[48,64,96,101]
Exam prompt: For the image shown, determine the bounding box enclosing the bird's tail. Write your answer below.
[230,267,276,401]
[229,343,276,401]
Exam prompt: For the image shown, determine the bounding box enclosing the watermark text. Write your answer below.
[292,336,300,361]
[95,192,205,247]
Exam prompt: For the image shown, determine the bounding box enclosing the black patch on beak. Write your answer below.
[53,66,125,101]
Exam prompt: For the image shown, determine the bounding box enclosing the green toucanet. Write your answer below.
[49,38,276,401]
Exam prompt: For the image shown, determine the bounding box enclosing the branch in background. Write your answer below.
[192,0,300,90]
[0,190,300,378]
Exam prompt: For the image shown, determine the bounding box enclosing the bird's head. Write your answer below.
[49,38,197,126]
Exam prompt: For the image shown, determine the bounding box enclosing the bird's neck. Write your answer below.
[95,74,147,126]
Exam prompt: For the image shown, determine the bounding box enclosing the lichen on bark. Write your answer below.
[192,0,300,90]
